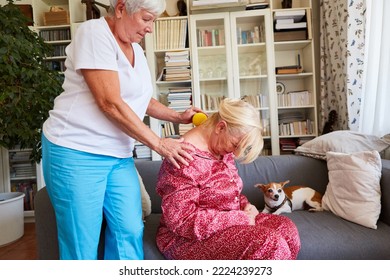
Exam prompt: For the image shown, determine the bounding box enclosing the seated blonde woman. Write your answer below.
[156,98,301,260]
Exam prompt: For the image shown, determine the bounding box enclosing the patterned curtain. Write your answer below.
[346,0,366,131]
[319,0,366,132]
[319,0,348,132]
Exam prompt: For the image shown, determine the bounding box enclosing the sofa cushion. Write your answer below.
[143,214,165,260]
[294,130,390,160]
[322,150,382,229]
[285,211,390,259]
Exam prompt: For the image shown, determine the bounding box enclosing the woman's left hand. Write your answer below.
[157,137,194,168]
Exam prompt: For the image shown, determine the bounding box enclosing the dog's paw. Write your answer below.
[308,207,323,212]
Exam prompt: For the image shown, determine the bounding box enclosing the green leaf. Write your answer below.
[0,1,63,163]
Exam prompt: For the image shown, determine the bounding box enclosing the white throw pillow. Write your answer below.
[294,131,390,160]
[322,150,382,229]
[136,169,152,219]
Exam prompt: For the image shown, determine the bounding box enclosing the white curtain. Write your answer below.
[359,0,390,137]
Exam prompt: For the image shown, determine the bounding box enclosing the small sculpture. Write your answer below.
[81,0,110,20]
[177,0,187,16]
[322,110,338,135]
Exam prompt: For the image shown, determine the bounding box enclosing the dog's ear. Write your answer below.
[281,180,290,187]
[254,183,265,190]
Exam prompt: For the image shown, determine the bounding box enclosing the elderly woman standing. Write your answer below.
[41,0,200,260]
[156,98,301,259]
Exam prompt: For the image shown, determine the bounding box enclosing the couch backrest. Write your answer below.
[380,159,390,225]
[135,155,330,214]
[136,155,390,226]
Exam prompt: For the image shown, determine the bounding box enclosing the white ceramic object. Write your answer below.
[0,192,25,246]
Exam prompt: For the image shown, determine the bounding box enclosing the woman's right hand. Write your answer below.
[157,137,194,169]
[244,204,258,225]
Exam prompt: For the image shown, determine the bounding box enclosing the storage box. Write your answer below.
[43,10,70,26]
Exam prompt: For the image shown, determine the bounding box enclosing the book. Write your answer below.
[273,9,306,22]
[275,22,307,30]
[306,8,313,40]
[275,66,303,74]
[276,18,294,24]
[192,0,239,6]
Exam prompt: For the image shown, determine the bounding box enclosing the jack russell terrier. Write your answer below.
[255,180,323,215]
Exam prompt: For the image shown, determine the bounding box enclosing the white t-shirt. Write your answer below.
[43,17,153,158]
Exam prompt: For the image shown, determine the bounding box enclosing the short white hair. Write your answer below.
[109,0,166,16]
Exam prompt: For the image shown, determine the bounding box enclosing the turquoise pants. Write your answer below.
[41,134,144,260]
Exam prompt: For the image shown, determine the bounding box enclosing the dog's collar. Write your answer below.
[265,196,292,213]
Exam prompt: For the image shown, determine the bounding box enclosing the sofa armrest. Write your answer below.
[380,159,390,226]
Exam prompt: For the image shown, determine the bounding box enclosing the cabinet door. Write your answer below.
[190,12,234,112]
[230,9,275,155]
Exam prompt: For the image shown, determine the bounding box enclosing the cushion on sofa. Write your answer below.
[294,131,390,160]
[137,169,151,218]
[322,150,382,229]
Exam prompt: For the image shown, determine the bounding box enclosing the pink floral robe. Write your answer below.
[156,146,301,260]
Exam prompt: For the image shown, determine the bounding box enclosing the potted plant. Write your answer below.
[0,0,63,163]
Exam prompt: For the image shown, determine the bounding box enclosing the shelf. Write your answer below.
[34,24,71,30]
[274,40,312,51]
[45,40,71,44]
[237,42,266,53]
[276,72,313,79]
[278,105,316,109]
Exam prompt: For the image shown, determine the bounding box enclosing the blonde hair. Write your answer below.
[204,98,264,163]
[109,0,166,16]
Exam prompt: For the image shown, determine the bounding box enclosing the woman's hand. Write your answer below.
[244,203,259,225]
[178,106,204,124]
[157,137,194,169]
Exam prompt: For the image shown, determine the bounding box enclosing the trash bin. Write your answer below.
[0,192,25,246]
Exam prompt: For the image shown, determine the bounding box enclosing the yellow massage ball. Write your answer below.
[192,112,208,126]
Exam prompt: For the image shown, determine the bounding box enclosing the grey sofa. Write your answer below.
[35,155,390,260]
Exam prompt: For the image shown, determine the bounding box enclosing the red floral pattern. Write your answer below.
[156,146,301,260]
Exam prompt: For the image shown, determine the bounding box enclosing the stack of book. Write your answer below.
[278,110,314,136]
[158,50,191,82]
[201,94,225,111]
[133,142,151,159]
[154,18,188,50]
[161,122,177,137]
[277,90,312,107]
[196,28,225,47]
[166,87,192,112]
[192,0,240,6]
[279,138,298,154]
[241,94,268,108]
[273,9,310,42]
[178,123,194,135]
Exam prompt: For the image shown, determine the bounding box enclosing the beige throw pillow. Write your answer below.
[294,131,390,160]
[136,169,152,219]
[322,150,382,229]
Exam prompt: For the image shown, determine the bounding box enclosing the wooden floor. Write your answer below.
[0,223,37,260]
